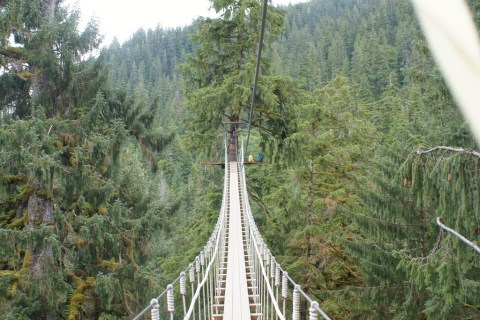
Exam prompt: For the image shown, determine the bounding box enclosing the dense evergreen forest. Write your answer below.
[1,0,479,319]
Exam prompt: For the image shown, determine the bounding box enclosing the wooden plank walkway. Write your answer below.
[223,162,251,319]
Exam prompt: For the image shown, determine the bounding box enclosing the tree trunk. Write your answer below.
[42,0,59,21]
[306,158,314,258]
[30,0,61,116]
[28,0,59,299]
[27,189,54,276]
[158,171,167,202]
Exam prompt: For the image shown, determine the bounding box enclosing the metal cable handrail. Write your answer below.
[240,141,331,320]
[132,271,186,320]
[183,205,225,319]
[134,139,332,320]
[132,140,229,320]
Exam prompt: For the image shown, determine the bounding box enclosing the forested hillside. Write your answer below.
[0,1,178,318]
[1,0,479,319]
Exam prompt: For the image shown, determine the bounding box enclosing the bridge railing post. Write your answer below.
[281,271,288,316]
[166,284,174,320]
[180,272,187,316]
[293,285,301,320]
[309,301,320,320]
[150,299,159,320]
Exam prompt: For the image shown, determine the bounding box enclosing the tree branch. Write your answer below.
[436,217,480,254]
[415,146,480,158]
[0,47,25,60]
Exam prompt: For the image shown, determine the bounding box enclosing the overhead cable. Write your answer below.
[245,0,269,159]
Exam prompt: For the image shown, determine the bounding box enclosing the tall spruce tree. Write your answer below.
[0,0,101,118]
[181,0,300,160]
[397,147,480,319]
[248,77,377,318]
[1,1,171,318]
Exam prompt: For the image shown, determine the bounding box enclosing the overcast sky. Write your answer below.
[64,0,308,45]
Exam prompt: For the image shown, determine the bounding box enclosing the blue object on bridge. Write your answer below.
[257,151,263,162]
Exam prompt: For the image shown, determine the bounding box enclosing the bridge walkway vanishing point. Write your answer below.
[220,161,255,319]
[132,144,331,320]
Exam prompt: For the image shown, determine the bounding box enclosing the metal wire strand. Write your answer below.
[245,0,269,157]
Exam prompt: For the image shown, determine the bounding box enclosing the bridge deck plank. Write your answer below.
[223,162,251,319]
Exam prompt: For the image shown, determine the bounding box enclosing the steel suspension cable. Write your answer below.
[245,0,269,159]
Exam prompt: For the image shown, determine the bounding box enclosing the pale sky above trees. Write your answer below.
[64,0,308,44]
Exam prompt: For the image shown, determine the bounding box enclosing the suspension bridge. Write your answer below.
[132,137,331,320]
[131,1,332,317]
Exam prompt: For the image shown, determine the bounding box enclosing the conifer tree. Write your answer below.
[247,1,480,318]
[247,77,377,317]
[396,147,480,319]
[1,1,172,318]
[0,0,102,118]
[349,11,479,316]
[181,0,299,159]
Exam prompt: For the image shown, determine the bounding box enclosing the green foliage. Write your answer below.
[105,26,192,135]
[96,273,122,311]
[0,96,168,317]
[0,0,103,118]
[392,149,480,319]
[249,1,480,318]
[180,0,301,159]
[0,1,174,318]
[2,0,479,319]
[248,77,375,318]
